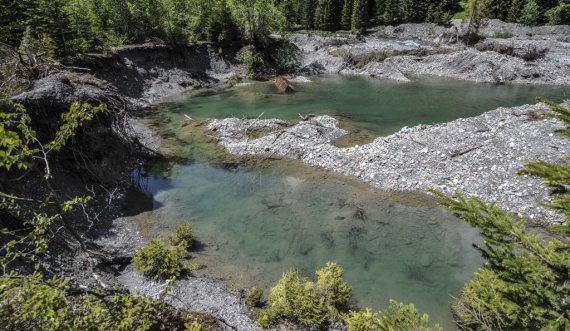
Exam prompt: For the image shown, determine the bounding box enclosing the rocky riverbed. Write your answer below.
[209,102,569,225]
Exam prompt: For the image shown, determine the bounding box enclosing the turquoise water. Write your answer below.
[138,76,569,329]
[163,75,569,135]
[137,161,482,329]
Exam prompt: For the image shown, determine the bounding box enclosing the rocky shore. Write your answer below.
[209,102,569,225]
[288,19,570,85]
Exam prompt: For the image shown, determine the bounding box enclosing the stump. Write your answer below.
[275,76,295,94]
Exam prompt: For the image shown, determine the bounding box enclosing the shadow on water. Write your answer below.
[126,76,570,329]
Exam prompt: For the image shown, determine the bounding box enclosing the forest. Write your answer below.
[1,0,569,60]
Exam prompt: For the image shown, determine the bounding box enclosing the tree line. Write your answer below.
[1,0,568,60]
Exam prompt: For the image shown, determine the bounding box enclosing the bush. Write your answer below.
[546,4,570,25]
[257,262,351,328]
[343,302,442,331]
[236,45,265,77]
[244,287,264,307]
[133,240,188,279]
[493,30,513,39]
[0,272,162,331]
[169,220,195,250]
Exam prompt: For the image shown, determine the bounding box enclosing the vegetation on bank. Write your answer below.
[256,262,442,330]
[133,220,198,279]
[1,0,568,62]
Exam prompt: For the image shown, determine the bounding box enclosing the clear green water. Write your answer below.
[163,75,569,135]
[138,76,569,329]
[137,161,482,329]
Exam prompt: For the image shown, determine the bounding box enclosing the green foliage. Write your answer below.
[257,262,351,328]
[315,0,342,31]
[185,321,203,331]
[169,220,196,250]
[229,0,287,41]
[244,286,264,307]
[343,302,443,331]
[351,0,368,34]
[341,0,354,30]
[133,239,188,279]
[206,0,240,43]
[236,45,265,76]
[0,272,163,330]
[521,0,542,25]
[546,3,570,24]
[431,98,570,331]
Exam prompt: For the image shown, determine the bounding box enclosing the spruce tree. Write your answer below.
[341,0,354,30]
[508,0,525,22]
[27,0,73,57]
[521,0,541,25]
[374,0,386,24]
[383,0,401,24]
[314,0,341,31]
[302,0,318,29]
[351,0,368,34]
[434,99,570,330]
[0,0,32,46]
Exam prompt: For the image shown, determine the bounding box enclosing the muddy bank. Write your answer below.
[287,19,570,85]
[209,102,569,225]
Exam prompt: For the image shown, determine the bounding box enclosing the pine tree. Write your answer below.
[0,0,33,46]
[520,0,541,25]
[341,0,354,30]
[508,0,525,22]
[374,0,386,24]
[301,0,318,29]
[351,0,368,34]
[433,99,570,331]
[314,0,341,31]
[383,0,401,24]
[27,0,73,57]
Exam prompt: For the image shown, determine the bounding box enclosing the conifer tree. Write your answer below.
[351,0,368,34]
[315,0,342,31]
[508,0,526,22]
[301,0,318,29]
[341,0,354,30]
[383,0,401,24]
[433,99,570,331]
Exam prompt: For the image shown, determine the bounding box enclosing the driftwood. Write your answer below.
[275,75,295,94]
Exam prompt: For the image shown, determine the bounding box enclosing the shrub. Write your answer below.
[343,302,442,331]
[133,240,188,279]
[257,262,351,328]
[169,220,195,250]
[493,30,513,39]
[185,321,203,331]
[0,272,162,330]
[236,45,265,77]
[244,287,264,307]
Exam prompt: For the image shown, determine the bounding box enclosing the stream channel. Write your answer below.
[129,75,568,329]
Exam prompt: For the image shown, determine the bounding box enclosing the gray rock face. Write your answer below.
[286,20,570,86]
[209,104,570,225]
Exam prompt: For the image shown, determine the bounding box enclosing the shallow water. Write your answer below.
[136,160,482,329]
[136,76,568,329]
[163,75,569,135]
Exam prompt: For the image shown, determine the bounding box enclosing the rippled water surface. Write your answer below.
[163,75,568,135]
[135,76,568,328]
